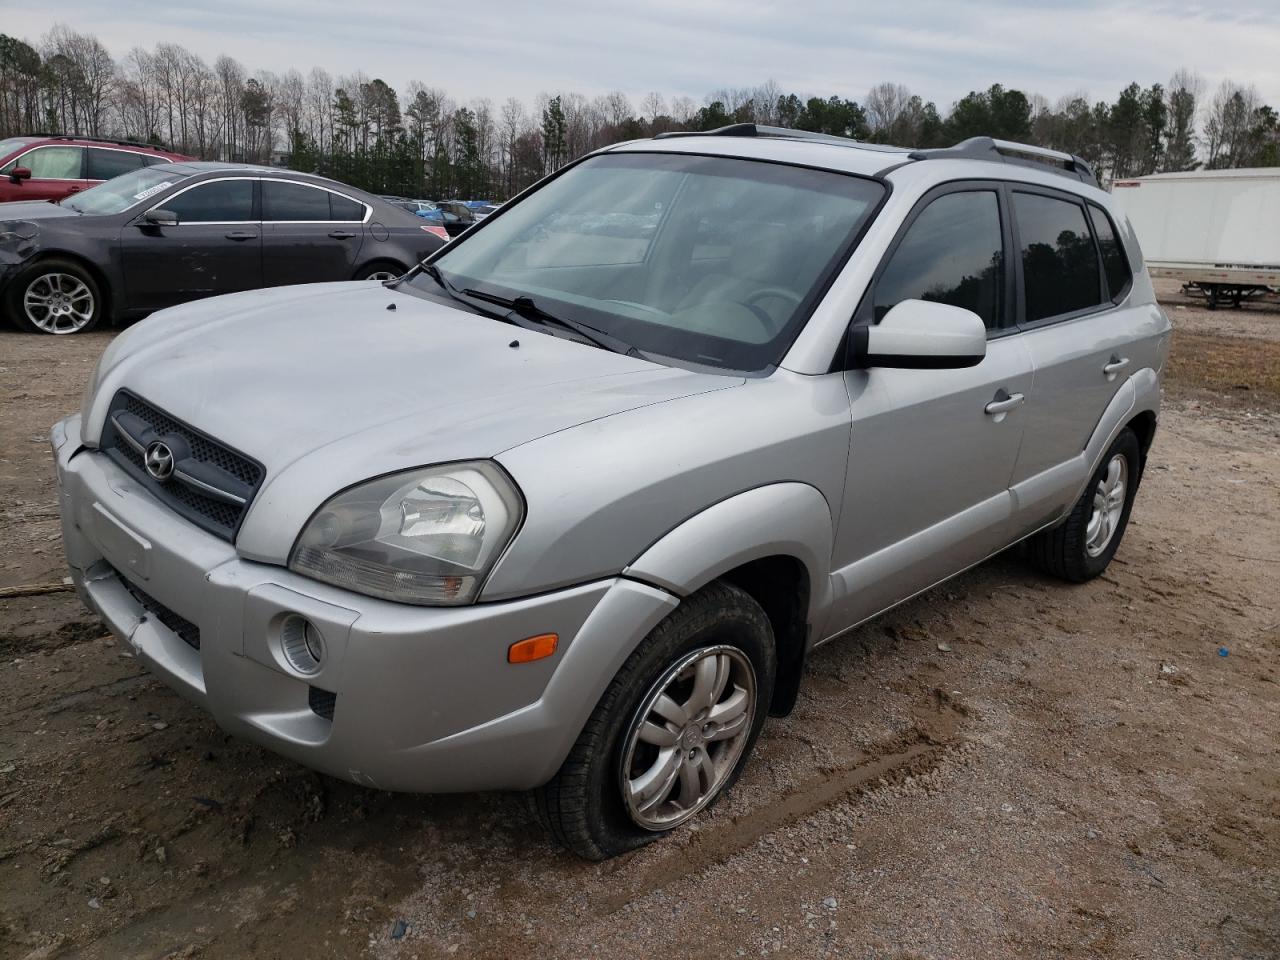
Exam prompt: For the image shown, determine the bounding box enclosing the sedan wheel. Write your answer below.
[362,270,399,282]
[620,644,756,831]
[24,272,97,334]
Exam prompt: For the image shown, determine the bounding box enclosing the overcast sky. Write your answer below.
[23,1,1280,110]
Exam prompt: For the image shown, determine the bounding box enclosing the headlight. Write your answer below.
[289,462,523,606]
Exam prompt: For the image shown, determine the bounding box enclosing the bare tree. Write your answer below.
[864,82,910,141]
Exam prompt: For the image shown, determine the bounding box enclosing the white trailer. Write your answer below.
[1110,168,1280,309]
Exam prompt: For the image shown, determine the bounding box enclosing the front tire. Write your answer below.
[353,261,405,282]
[6,258,104,334]
[535,581,776,860]
[1024,427,1141,582]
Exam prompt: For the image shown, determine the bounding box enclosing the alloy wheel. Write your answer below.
[24,272,96,334]
[1085,453,1128,557]
[619,644,756,831]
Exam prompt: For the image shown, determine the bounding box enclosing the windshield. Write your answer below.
[62,166,192,216]
[422,152,884,370]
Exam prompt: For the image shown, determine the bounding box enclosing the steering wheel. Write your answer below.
[744,287,803,310]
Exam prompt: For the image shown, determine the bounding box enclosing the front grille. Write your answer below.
[100,390,264,542]
[308,686,337,721]
[119,573,201,651]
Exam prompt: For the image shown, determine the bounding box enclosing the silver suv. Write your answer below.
[54,125,1169,859]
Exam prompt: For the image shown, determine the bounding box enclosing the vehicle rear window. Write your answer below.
[1087,203,1132,300]
[873,190,1004,329]
[263,181,331,221]
[165,179,254,223]
[87,148,145,180]
[1013,192,1103,322]
[329,192,365,221]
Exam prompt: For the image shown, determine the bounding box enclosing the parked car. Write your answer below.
[0,134,192,204]
[0,162,445,333]
[54,126,1168,859]
[473,203,502,220]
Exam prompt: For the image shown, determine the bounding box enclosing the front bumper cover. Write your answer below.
[52,415,678,792]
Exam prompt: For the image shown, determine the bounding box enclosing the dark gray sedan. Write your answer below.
[0,163,445,334]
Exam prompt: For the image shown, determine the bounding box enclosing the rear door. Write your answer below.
[0,145,88,201]
[120,176,263,312]
[260,179,367,286]
[1006,187,1149,526]
[829,184,1034,629]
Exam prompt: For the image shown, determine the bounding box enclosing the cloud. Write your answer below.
[19,0,1280,110]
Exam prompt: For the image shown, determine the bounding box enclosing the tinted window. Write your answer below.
[86,148,145,180]
[1088,204,1131,300]
[141,155,170,167]
[262,181,330,221]
[164,179,254,222]
[873,191,1004,329]
[13,146,83,179]
[329,192,365,221]
[1014,192,1102,322]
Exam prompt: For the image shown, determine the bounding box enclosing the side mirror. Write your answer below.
[849,299,986,369]
[143,208,179,227]
[9,166,31,183]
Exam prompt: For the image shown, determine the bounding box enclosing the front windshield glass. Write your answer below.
[423,152,884,370]
[62,166,191,216]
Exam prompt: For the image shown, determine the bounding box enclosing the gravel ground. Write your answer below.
[1,296,1278,960]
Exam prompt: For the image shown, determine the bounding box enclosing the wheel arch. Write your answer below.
[622,482,835,716]
[12,250,115,323]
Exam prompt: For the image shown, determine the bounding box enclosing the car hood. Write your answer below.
[0,199,79,221]
[83,281,740,561]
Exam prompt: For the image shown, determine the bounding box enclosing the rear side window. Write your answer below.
[329,192,365,221]
[1013,192,1102,322]
[263,181,331,221]
[87,148,145,180]
[873,190,1004,329]
[1088,203,1132,300]
[165,179,254,222]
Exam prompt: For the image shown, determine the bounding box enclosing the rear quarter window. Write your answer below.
[1087,203,1132,301]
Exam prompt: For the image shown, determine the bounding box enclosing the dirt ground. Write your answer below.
[1,283,1278,960]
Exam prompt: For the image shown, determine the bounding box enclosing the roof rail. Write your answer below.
[653,123,866,148]
[907,137,1097,185]
[31,133,166,151]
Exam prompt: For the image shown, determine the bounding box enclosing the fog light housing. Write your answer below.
[281,615,324,675]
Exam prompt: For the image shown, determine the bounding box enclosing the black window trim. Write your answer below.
[1084,200,1134,305]
[848,178,1018,346]
[1006,182,1115,331]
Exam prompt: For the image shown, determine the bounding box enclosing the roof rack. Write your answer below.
[31,133,166,151]
[653,123,873,148]
[907,137,1096,185]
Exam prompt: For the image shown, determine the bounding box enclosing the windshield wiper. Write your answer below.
[460,288,637,356]
[407,264,508,320]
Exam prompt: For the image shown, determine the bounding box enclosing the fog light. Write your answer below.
[281,615,324,675]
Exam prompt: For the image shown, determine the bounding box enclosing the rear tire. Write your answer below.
[534,581,776,860]
[1023,428,1141,583]
[6,258,104,334]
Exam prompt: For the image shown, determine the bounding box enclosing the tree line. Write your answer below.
[2,26,1277,201]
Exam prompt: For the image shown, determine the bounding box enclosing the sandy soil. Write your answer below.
[1,299,1278,960]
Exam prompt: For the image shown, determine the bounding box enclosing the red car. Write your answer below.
[0,135,193,204]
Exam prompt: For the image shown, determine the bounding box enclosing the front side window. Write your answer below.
[86,148,145,180]
[262,180,330,221]
[1013,192,1102,322]
[1088,203,1132,301]
[424,152,884,371]
[7,145,83,179]
[872,190,1004,329]
[164,179,254,223]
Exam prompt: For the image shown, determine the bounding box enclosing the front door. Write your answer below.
[828,185,1033,631]
[121,177,262,313]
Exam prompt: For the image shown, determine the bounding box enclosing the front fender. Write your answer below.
[622,482,835,640]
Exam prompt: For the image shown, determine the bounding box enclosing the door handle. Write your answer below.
[225,230,258,240]
[984,391,1025,418]
[328,230,357,239]
[1102,356,1130,379]
[67,186,83,192]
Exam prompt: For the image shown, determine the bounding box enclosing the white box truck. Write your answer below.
[1110,168,1280,308]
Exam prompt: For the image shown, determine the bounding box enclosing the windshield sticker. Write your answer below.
[132,182,173,201]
